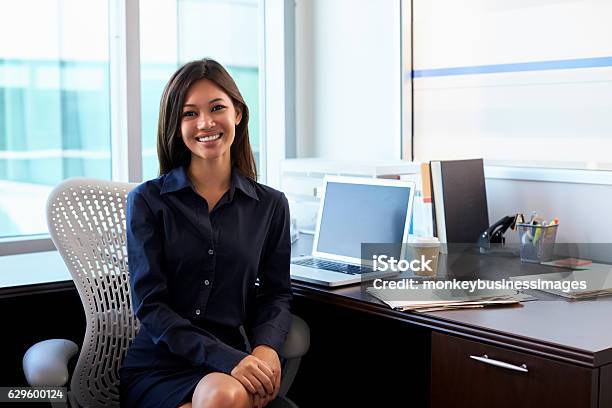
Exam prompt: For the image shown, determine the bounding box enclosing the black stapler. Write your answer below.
[477,214,520,253]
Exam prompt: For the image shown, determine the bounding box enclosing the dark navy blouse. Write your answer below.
[124,165,292,375]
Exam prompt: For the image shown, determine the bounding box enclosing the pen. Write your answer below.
[521,231,532,245]
[533,225,542,245]
[530,218,539,238]
[528,211,537,224]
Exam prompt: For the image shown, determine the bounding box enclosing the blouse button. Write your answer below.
[208,249,214,255]
[195,309,201,315]
[204,280,210,286]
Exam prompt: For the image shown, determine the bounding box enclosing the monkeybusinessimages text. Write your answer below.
[371,254,587,293]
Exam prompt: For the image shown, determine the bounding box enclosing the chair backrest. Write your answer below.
[47,178,139,407]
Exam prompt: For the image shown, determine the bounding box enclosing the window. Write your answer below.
[0,0,264,243]
[140,0,261,180]
[0,0,112,239]
[406,0,612,170]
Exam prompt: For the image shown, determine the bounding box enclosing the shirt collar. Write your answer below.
[231,168,259,201]
[160,166,192,195]
[160,165,259,201]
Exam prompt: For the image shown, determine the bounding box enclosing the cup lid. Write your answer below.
[409,236,440,246]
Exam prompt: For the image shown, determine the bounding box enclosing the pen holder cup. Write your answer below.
[517,223,559,263]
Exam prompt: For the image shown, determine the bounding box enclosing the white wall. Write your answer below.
[296,0,402,160]
[487,178,612,244]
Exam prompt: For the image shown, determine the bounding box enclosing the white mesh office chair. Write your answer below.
[23,178,309,408]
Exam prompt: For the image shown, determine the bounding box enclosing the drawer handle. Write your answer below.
[469,354,528,373]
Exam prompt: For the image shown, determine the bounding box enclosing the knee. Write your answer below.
[193,382,250,408]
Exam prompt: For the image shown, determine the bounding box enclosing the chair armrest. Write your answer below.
[23,339,79,387]
[281,314,310,359]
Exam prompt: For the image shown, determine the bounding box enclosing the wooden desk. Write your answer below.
[289,238,612,407]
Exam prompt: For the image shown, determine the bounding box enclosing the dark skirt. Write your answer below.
[120,322,248,408]
[120,366,210,407]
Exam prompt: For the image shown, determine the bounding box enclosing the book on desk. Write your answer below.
[428,158,490,250]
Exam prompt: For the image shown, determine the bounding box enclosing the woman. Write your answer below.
[120,59,293,408]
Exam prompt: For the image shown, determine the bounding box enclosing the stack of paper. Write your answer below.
[511,263,612,299]
[366,285,533,312]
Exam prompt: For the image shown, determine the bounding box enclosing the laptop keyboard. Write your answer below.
[292,258,373,275]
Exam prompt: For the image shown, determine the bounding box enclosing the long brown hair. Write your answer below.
[156,58,257,180]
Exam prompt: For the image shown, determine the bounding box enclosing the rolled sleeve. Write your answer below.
[250,193,293,353]
[127,189,247,373]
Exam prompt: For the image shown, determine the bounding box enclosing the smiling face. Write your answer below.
[180,79,242,165]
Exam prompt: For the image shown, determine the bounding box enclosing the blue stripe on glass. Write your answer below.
[412,56,612,78]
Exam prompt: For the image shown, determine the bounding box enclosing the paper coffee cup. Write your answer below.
[409,237,441,277]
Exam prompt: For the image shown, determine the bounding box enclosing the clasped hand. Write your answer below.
[230,345,281,408]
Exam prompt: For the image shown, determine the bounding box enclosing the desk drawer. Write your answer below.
[431,332,598,408]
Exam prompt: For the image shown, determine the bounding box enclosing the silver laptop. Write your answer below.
[290,175,415,287]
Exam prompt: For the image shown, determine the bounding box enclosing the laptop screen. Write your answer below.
[315,179,413,260]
